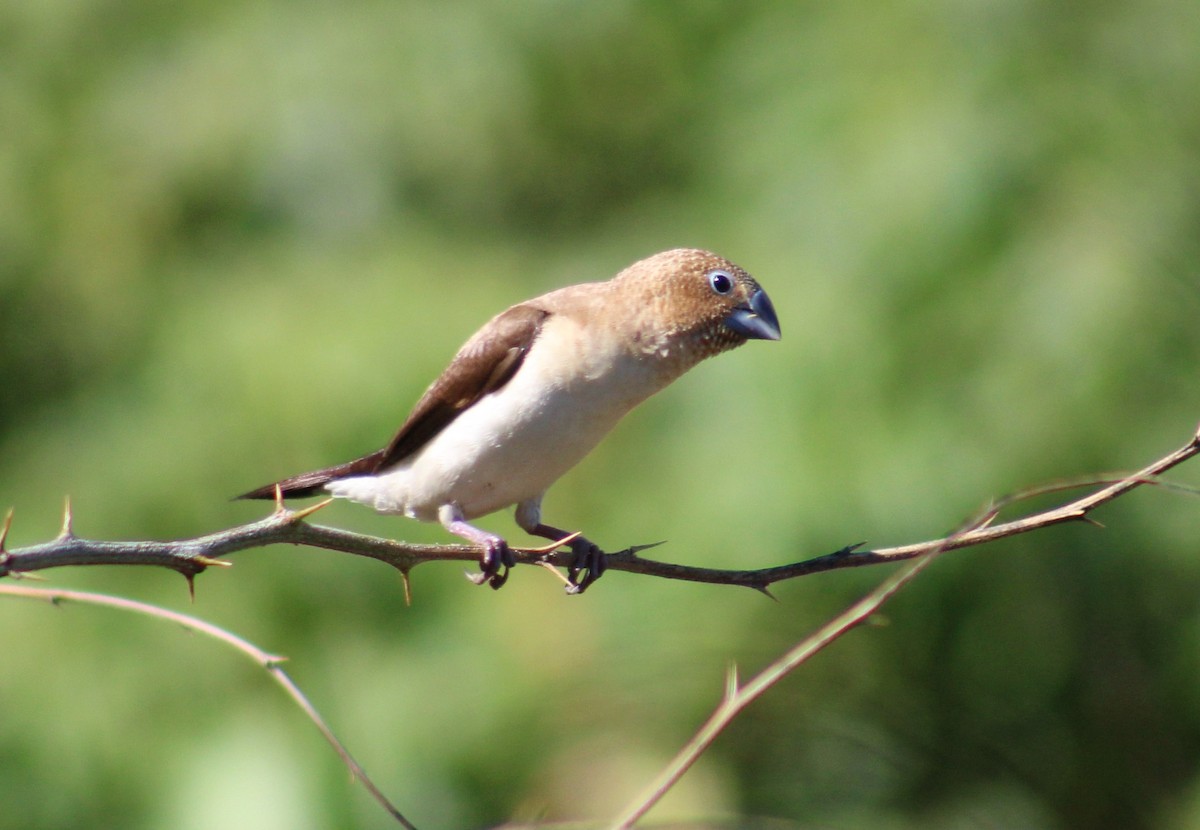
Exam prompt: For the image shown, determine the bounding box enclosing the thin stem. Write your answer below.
[0,584,418,829]
[608,552,938,829]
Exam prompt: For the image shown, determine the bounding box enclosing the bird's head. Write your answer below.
[620,248,781,365]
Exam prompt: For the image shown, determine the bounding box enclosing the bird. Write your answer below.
[238,248,781,592]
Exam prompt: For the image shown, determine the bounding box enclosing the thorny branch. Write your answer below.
[2,425,1197,828]
[2,424,1198,594]
[610,550,941,829]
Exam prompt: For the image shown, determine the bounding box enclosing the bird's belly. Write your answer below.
[335,362,660,522]
[412,381,633,519]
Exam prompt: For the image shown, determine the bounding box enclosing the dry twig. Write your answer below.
[605,422,1200,826]
[0,582,417,829]
[610,552,938,828]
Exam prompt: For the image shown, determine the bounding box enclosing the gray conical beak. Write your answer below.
[726,287,781,341]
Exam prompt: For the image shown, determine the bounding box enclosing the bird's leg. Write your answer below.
[527,522,605,594]
[438,504,515,590]
[513,498,605,593]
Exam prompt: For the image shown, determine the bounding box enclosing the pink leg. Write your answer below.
[439,504,514,590]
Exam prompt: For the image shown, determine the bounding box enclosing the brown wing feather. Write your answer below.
[236,303,548,500]
[376,303,548,468]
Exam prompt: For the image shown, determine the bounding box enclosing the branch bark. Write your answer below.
[2,423,1197,593]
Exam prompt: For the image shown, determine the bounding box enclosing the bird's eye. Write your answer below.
[707,269,734,295]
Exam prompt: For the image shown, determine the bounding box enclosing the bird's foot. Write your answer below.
[464,537,516,590]
[528,524,605,593]
[564,536,606,595]
[441,507,517,590]
[523,522,607,594]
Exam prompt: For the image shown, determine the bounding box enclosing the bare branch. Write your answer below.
[610,551,939,828]
[2,424,1197,592]
[0,583,418,829]
[607,425,1200,826]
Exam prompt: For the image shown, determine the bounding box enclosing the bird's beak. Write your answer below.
[725,288,781,341]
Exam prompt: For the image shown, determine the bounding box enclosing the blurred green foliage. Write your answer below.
[2,1,1199,828]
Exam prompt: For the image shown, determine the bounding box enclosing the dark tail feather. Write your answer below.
[235,449,387,500]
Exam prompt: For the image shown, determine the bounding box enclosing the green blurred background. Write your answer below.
[2,2,1199,828]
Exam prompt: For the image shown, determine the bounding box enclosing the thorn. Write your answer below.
[520,531,584,555]
[0,508,12,551]
[1079,514,1105,529]
[975,512,999,530]
[625,540,667,557]
[273,483,286,514]
[185,572,196,603]
[750,583,778,601]
[536,560,575,589]
[289,497,335,523]
[724,662,740,701]
[400,570,413,606]
[193,555,232,569]
[59,496,75,539]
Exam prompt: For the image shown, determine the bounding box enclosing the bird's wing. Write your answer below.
[235,303,549,500]
[375,303,549,470]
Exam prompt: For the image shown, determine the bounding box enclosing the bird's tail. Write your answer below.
[235,449,387,500]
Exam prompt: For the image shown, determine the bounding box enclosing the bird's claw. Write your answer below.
[466,539,516,590]
[566,538,606,594]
